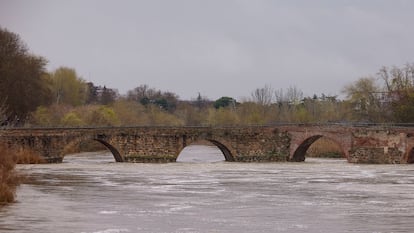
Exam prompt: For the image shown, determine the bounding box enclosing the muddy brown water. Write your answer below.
[1,145,414,233]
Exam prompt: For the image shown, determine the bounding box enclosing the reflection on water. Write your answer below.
[1,146,414,233]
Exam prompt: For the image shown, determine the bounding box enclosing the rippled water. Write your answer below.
[1,145,414,233]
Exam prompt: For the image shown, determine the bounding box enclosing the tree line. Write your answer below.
[1,27,414,127]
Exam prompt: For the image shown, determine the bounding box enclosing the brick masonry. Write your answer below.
[1,125,413,164]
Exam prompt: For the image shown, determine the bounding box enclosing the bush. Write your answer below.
[0,145,19,204]
[14,148,46,164]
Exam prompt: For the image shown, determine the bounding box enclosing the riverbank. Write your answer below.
[0,144,46,205]
[0,145,18,204]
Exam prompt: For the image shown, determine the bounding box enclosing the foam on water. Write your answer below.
[3,148,414,233]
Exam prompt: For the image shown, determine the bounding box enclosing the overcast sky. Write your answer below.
[1,0,414,100]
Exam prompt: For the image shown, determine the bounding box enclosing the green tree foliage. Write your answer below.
[88,106,119,126]
[393,92,414,122]
[213,97,236,109]
[31,106,55,126]
[112,99,149,125]
[61,112,85,127]
[50,67,87,106]
[0,28,52,121]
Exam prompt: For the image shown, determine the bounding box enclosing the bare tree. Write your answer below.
[251,84,273,106]
[286,86,303,105]
[377,63,414,122]
[274,86,303,105]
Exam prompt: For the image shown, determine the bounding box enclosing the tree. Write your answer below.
[61,112,85,126]
[207,107,240,126]
[127,85,179,112]
[0,28,52,121]
[100,86,117,105]
[86,82,99,104]
[213,97,236,109]
[378,64,414,122]
[127,84,150,102]
[392,92,414,122]
[112,99,150,125]
[50,67,87,106]
[236,102,267,125]
[174,101,209,126]
[342,77,383,122]
[87,106,120,126]
[251,84,273,106]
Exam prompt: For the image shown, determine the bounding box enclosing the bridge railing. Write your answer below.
[2,122,414,131]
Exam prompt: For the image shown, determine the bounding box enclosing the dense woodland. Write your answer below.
[2,27,414,128]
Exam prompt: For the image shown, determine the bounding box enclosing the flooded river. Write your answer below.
[1,145,414,233]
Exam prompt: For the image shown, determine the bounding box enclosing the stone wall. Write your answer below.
[285,125,353,161]
[1,125,413,164]
[350,128,407,164]
[348,147,402,164]
[105,127,291,162]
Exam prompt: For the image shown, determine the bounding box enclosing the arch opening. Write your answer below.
[177,140,234,162]
[62,138,124,163]
[407,148,414,164]
[291,135,345,162]
[93,139,124,162]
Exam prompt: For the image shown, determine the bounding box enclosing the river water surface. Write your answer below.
[1,145,414,233]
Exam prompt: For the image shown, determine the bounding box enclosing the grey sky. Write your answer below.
[1,0,414,100]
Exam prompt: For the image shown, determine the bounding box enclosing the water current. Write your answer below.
[1,145,414,233]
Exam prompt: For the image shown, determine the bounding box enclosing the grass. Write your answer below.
[306,137,344,158]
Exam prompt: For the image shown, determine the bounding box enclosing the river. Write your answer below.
[1,145,414,233]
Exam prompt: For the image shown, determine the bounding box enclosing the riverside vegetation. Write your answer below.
[0,145,18,204]
[2,27,414,128]
[1,27,414,203]
[0,144,46,204]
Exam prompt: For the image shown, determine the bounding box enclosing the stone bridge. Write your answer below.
[1,125,414,164]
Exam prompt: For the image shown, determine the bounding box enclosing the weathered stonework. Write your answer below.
[1,125,414,164]
[349,128,407,164]
[349,147,402,164]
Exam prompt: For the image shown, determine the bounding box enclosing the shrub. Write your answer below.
[0,145,19,204]
[14,148,46,164]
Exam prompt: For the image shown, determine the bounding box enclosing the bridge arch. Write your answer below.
[62,136,124,162]
[177,138,235,162]
[290,135,347,162]
[406,147,414,164]
[93,139,124,162]
[208,139,234,162]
